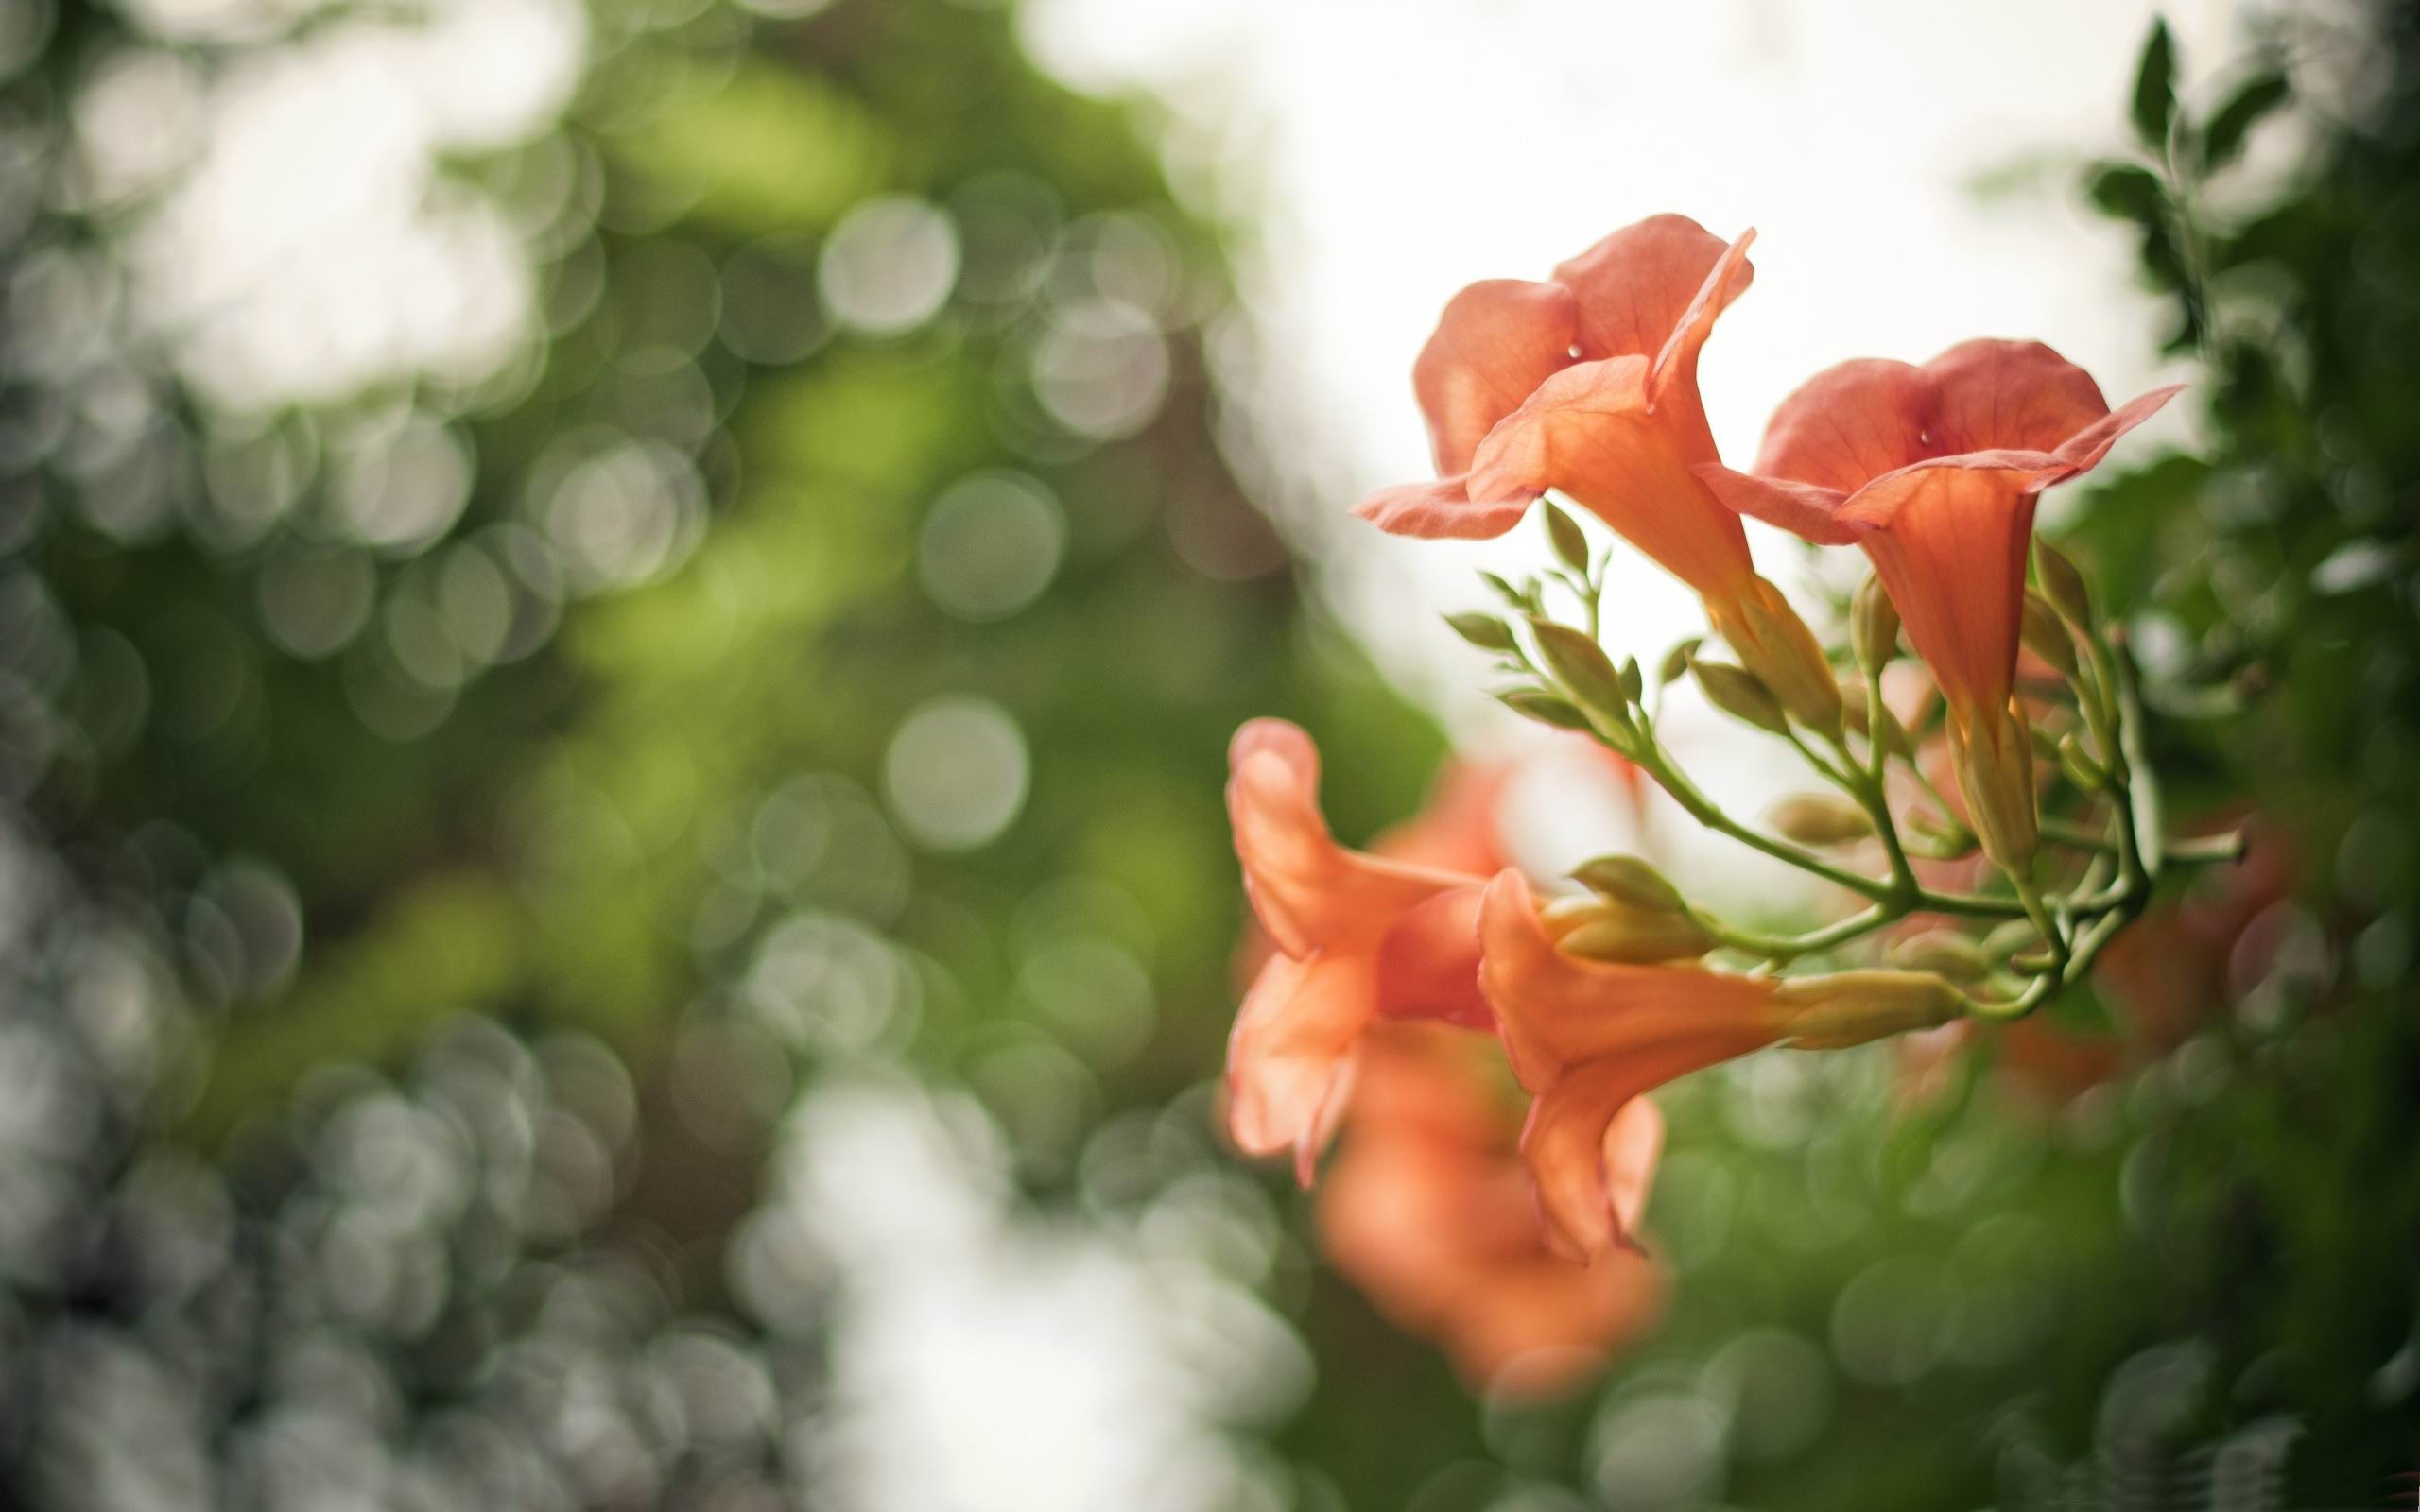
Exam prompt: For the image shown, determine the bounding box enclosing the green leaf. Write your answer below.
[2034,541,2096,628]
[1443,611,1519,654]
[1543,502,1590,575]
[1496,688,1591,731]
[2203,70,2289,169]
[1657,637,1703,688]
[2130,16,2178,150]
[2086,161,2168,229]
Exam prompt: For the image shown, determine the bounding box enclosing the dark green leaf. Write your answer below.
[2203,70,2289,169]
[2130,16,2177,149]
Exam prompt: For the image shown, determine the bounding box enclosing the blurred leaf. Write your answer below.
[2131,16,2179,150]
[2202,70,2290,170]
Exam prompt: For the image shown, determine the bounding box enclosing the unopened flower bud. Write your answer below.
[1497,688,1590,731]
[1948,703,2040,874]
[1711,576,1844,737]
[2020,591,2080,677]
[1692,658,1791,737]
[1444,611,1519,654]
[2034,541,2094,629]
[1840,681,1913,758]
[1852,575,1901,671]
[1539,894,1715,965]
[1568,853,1685,914]
[1657,637,1703,689]
[1888,930,1992,984]
[1543,502,1590,574]
[1767,793,1874,847]
[1774,969,1966,1047]
[1529,619,1631,715]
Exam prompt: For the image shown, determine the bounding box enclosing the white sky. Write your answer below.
[1020,0,2290,901]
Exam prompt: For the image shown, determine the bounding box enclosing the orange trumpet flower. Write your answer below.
[1318,1022,1665,1398]
[1478,871,1962,1260]
[1223,720,1494,1182]
[1357,215,1759,599]
[1699,339,2181,866]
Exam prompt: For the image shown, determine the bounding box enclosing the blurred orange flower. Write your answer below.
[1357,215,1761,604]
[1476,870,1783,1261]
[1699,339,2180,864]
[1318,1022,1665,1398]
[1223,720,1493,1181]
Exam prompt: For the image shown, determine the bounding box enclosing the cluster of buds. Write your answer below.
[1221,214,2246,1393]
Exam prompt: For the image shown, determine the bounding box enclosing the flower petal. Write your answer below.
[1467,360,1754,599]
[1412,278,1582,475]
[1693,465,1861,546]
[1752,356,1934,492]
[1838,464,2043,714]
[1921,338,2112,455]
[1355,473,1536,541]
[1477,870,1781,1085]
[1228,720,1472,958]
[1225,948,1376,1160]
[1646,229,1757,467]
[1552,215,1749,368]
[2051,383,2185,472]
[1376,886,1493,1030]
[1520,1040,1760,1260]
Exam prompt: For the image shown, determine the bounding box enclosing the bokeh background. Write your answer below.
[0,0,2413,1508]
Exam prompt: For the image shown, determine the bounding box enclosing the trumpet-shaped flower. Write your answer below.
[1478,872,1962,1260]
[1318,1022,1665,1397]
[1357,215,1759,598]
[1697,339,2180,864]
[1224,720,1493,1181]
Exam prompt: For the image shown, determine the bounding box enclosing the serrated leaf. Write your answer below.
[1496,688,1590,731]
[2203,70,2289,169]
[2131,16,2177,150]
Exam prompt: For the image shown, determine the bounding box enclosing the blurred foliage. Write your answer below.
[1,0,2416,1508]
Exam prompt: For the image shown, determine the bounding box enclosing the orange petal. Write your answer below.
[1375,886,1493,1030]
[1227,720,1472,958]
[1466,360,1755,600]
[1693,465,1860,547]
[1225,948,1377,1160]
[1750,356,1934,493]
[1374,762,1512,876]
[1921,338,2113,455]
[2051,383,2184,472]
[1411,278,1581,476]
[1645,228,1756,468]
[1519,1038,1761,1261]
[1478,870,1781,1087]
[1552,215,1751,369]
[1838,463,2044,716]
[1354,473,1536,540]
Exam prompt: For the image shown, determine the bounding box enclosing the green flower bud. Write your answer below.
[2034,541,2094,629]
[1539,894,1715,964]
[2057,730,2109,791]
[1444,611,1519,654]
[1888,930,1993,984]
[1530,619,1630,714]
[1568,853,1686,914]
[1692,658,1791,737]
[1775,969,1965,1047]
[1852,575,1901,671]
[1497,688,1591,731]
[1543,502,1590,574]
[2020,591,2080,676]
[1767,793,1875,847]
